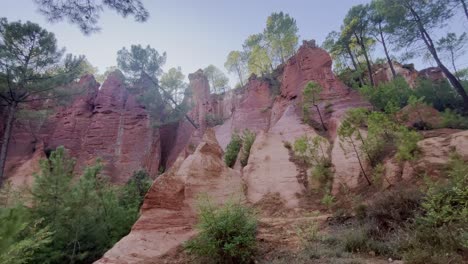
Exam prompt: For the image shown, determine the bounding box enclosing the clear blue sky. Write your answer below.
[1,0,467,86]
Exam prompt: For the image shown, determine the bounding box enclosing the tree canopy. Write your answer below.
[204,64,229,94]
[33,0,149,34]
[0,18,84,186]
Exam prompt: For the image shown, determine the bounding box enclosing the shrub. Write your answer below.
[359,77,413,111]
[185,198,257,264]
[414,79,464,111]
[239,129,256,167]
[373,154,466,262]
[363,189,423,236]
[295,219,319,245]
[121,170,152,209]
[321,192,335,209]
[440,109,468,129]
[224,134,242,168]
[341,227,368,253]
[395,128,422,162]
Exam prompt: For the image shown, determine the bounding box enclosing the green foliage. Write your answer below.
[160,67,187,104]
[239,130,256,167]
[235,12,299,77]
[121,170,152,210]
[293,135,332,193]
[224,50,247,87]
[184,198,257,264]
[414,79,464,111]
[0,147,146,263]
[321,193,335,209]
[224,134,242,168]
[441,109,468,129]
[0,211,53,264]
[117,44,166,81]
[395,128,422,162]
[295,219,319,245]
[264,12,299,65]
[33,0,148,34]
[398,154,468,263]
[204,65,229,94]
[341,227,368,253]
[359,77,413,111]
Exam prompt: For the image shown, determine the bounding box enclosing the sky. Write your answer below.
[1,0,468,86]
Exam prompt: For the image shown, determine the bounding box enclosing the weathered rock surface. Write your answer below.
[373,62,419,87]
[215,76,272,149]
[96,129,245,264]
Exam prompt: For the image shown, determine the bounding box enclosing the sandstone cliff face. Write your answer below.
[373,62,419,87]
[96,129,244,264]
[5,72,165,184]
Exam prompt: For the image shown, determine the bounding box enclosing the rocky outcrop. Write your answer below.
[215,76,272,149]
[419,67,446,82]
[96,129,245,264]
[280,40,349,101]
[4,72,164,184]
[380,130,468,187]
[373,62,419,87]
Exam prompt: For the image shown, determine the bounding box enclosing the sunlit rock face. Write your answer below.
[96,129,244,264]
[4,72,160,184]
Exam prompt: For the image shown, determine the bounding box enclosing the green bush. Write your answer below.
[224,134,242,168]
[341,227,368,253]
[359,77,413,111]
[395,128,422,162]
[185,198,257,264]
[0,147,147,264]
[414,79,464,111]
[239,129,256,167]
[441,109,468,129]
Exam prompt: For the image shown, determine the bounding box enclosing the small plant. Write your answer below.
[184,197,257,264]
[321,192,335,209]
[239,129,256,167]
[341,227,368,253]
[440,109,468,129]
[224,134,242,168]
[295,219,319,245]
[396,128,422,162]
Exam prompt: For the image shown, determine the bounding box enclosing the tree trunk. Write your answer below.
[410,7,468,109]
[346,45,364,86]
[236,66,244,87]
[378,22,396,78]
[356,33,375,86]
[349,138,371,186]
[314,104,327,131]
[461,0,468,21]
[0,103,17,187]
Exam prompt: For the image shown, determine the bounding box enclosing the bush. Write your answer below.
[440,109,468,129]
[185,198,257,264]
[341,227,368,253]
[395,128,422,162]
[0,147,147,264]
[359,77,413,111]
[363,189,423,236]
[239,129,256,167]
[224,134,242,168]
[414,79,464,111]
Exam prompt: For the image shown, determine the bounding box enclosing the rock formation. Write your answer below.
[2,40,467,263]
[96,129,244,263]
